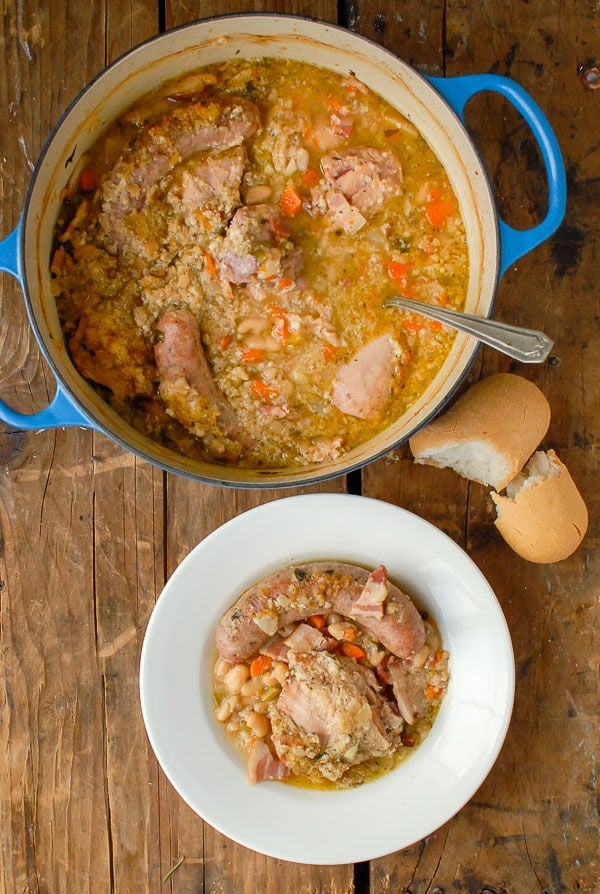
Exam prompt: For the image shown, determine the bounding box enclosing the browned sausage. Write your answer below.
[102,97,261,221]
[215,561,425,663]
[154,308,244,443]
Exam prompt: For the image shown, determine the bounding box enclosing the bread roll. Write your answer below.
[409,373,551,490]
[491,450,588,563]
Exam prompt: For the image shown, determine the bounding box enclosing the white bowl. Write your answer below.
[140,494,515,864]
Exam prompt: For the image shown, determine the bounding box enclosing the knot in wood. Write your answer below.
[580,67,600,89]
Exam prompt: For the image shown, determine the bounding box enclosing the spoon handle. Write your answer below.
[384,296,554,364]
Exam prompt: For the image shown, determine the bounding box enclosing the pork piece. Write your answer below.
[247,738,290,785]
[154,308,244,446]
[320,190,366,235]
[215,562,425,664]
[211,202,299,286]
[313,147,403,220]
[351,563,388,620]
[282,622,331,653]
[388,658,429,725]
[270,650,392,782]
[332,334,407,420]
[100,97,260,249]
[166,146,246,239]
[69,298,155,401]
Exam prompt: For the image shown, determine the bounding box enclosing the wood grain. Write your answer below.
[358,1,600,891]
[0,0,597,892]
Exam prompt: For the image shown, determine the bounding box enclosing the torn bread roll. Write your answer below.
[491,450,588,563]
[409,373,551,490]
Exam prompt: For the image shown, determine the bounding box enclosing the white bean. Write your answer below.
[246,711,269,737]
[272,661,289,685]
[224,663,250,694]
[296,147,309,172]
[214,657,232,678]
[245,184,273,204]
[412,644,430,669]
[240,676,263,698]
[215,694,239,722]
[237,316,269,335]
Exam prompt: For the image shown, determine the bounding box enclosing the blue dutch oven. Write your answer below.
[0,15,566,487]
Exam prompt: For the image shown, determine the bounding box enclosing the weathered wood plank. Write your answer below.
[155,2,355,892]
[1,2,164,893]
[1,0,597,891]
[357,0,599,891]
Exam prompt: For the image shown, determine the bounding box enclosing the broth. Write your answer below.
[51,58,468,468]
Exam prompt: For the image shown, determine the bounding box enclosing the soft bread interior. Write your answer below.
[409,374,551,491]
[414,439,513,488]
[504,450,559,498]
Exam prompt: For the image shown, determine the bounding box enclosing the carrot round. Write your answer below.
[279,184,302,217]
[307,614,326,629]
[250,654,273,677]
[340,642,366,660]
[425,198,455,228]
[250,379,278,402]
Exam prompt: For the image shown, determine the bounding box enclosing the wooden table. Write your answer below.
[1,1,598,891]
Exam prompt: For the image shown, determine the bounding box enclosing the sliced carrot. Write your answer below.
[307,614,326,629]
[250,654,272,677]
[78,169,98,192]
[322,344,337,362]
[425,198,455,228]
[278,278,294,290]
[326,95,347,114]
[250,379,278,402]
[340,642,366,660]
[403,318,425,333]
[267,305,287,317]
[204,252,216,277]
[267,305,291,342]
[301,168,319,185]
[219,334,232,351]
[387,260,412,283]
[279,184,302,217]
[241,348,264,364]
[425,683,442,700]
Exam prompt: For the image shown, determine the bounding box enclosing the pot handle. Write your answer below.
[0,221,92,431]
[427,73,566,275]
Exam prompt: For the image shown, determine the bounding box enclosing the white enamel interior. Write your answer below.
[22,15,499,486]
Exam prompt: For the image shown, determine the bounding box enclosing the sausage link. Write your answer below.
[215,561,425,662]
[154,308,244,442]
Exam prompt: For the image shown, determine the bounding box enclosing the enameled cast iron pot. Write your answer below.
[0,15,566,487]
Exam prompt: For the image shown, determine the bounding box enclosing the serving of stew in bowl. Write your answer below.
[139,494,515,863]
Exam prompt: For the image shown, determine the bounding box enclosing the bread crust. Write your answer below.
[409,373,551,490]
[491,450,588,563]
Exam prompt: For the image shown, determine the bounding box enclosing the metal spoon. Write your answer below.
[383,295,554,363]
